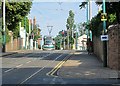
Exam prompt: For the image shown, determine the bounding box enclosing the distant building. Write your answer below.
[19,26,26,49]
[77,34,87,50]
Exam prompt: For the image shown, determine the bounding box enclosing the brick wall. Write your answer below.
[108,24,120,70]
[13,39,18,50]
[6,31,13,51]
[6,38,22,52]
[6,31,23,52]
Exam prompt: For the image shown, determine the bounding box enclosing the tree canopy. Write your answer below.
[66,10,75,30]
[79,1,120,24]
[79,1,120,37]
[77,23,86,36]
[5,2,32,31]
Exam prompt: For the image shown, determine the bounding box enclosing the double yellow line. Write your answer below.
[46,54,71,77]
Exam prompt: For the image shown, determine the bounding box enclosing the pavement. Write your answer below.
[58,51,119,79]
[0,49,35,57]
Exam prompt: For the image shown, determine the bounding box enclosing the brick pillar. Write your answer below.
[118,25,120,78]
[13,39,17,51]
[108,24,120,71]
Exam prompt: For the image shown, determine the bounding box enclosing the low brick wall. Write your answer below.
[108,24,120,70]
[6,38,22,52]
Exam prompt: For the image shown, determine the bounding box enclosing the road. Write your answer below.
[2,50,73,85]
[1,50,120,86]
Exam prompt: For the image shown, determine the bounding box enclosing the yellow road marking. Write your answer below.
[51,60,66,75]
[47,54,71,76]
[46,60,63,76]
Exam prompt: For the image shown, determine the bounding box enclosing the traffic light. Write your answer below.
[64,31,67,37]
[73,33,76,38]
[61,30,64,37]
[73,32,78,38]
[101,13,107,21]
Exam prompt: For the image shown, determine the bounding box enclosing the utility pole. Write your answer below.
[87,0,92,39]
[102,0,107,67]
[86,0,89,40]
[47,25,53,36]
[89,0,92,20]
[67,29,69,50]
[86,0,89,52]
[89,0,92,41]
[75,27,78,50]
[63,30,65,50]
[24,17,27,49]
[2,0,6,52]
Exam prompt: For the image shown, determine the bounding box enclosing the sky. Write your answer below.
[29,1,99,38]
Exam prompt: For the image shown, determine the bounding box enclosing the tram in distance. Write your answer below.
[42,36,55,50]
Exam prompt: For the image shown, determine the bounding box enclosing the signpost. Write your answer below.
[101,35,108,41]
[102,0,107,67]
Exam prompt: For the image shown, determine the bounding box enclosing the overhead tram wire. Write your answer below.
[30,6,51,20]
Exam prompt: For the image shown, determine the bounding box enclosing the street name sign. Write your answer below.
[101,35,108,41]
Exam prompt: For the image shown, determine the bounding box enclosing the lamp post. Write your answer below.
[24,17,27,49]
[2,0,6,52]
[76,29,78,50]
[86,0,92,39]
[67,27,69,50]
[86,0,89,38]
[63,30,65,50]
[89,0,92,41]
[86,0,89,52]
[102,0,107,67]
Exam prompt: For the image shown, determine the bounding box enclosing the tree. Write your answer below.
[54,34,62,50]
[96,1,120,24]
[21,17,29,33]
[79,1,120,37]
[66,10,75,30]
[5,2,32,35]
[77,23,86,36]
[66,10,75,49]
[79,1,120,24]
[31,25,41,41]
[73,24,76,31]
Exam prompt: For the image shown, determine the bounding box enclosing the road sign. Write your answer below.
[101,13,107,21]
[101,35,108,41]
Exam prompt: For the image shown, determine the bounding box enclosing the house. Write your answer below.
[77,34,87,50]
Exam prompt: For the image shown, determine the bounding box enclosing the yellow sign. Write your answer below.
[101,13,107,21]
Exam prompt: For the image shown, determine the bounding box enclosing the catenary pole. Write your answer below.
[2,0,6,52]
[103,0,107,67]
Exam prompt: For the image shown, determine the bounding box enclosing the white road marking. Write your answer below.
[20,67,44,84]
[54,54,63,60]
[20,53,64,84]
[26,61,31,63]
[4,68,14,73]
[3,53,54,74]
[16,64,23,68]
